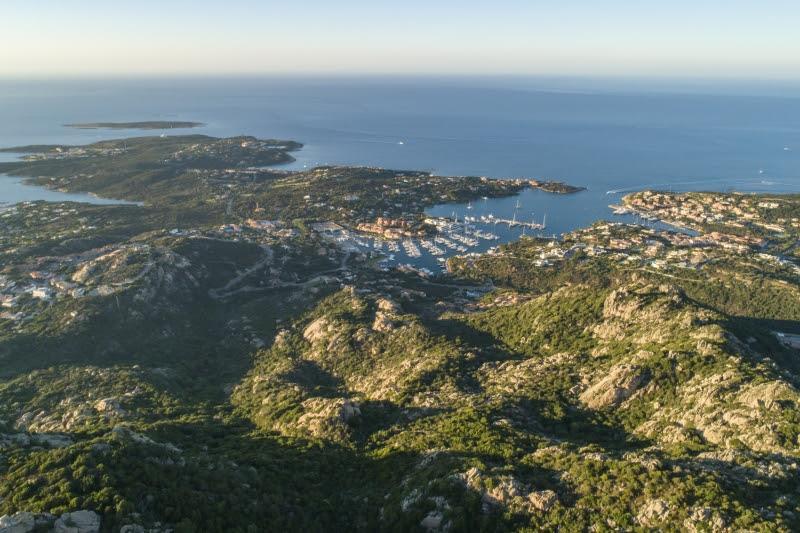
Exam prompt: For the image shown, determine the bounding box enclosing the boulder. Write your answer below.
[53,510,100,533]
[0,512,35,533]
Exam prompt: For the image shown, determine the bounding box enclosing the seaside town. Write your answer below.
[615,190,800,247]
[452,219,800,276]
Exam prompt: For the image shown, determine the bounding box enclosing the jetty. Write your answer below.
[479,213,546,230]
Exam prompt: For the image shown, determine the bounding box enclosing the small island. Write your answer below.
[64,121,205,130]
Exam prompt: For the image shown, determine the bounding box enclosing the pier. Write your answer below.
[479,213,546,230]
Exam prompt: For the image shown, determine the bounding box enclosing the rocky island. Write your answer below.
[0,135,798,532]
[64,121,205,130]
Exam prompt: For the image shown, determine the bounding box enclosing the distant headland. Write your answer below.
[64,121,205,130]
[528,179,586,194]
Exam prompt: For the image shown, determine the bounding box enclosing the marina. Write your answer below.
[314,186,672,274]
[316,211,512,273]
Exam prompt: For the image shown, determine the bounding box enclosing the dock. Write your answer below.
[479,213,546,230]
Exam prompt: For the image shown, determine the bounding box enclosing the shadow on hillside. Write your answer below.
[118,416,573,532]
[279,359,345,398]
[503,397,650,450]
[351,399,449,443]
[723,315,800,374]
[678,293,800,376]
[420,316,529,395]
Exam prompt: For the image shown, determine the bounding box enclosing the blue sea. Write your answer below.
[1,76,799,251]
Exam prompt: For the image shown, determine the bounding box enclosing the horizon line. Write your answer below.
[1,71,800,84]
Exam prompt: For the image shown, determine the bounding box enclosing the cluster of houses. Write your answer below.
[496,221,797,275]
[168,137,295,165]
[216,219,300,240]
[623,191,800,237]
[20,145,126,161]
[356,217,426,239]
[0,270,86,322]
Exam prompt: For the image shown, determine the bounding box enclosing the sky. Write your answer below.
[2,0,800,78]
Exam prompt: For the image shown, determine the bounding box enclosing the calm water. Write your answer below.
[0,174,135,206]
[1,76,799,243]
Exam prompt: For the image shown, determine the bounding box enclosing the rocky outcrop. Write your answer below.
[636,498,670,527]
[303,317,332,344]
[371,311,396,332]
[458,467,558,515]
[255,396,364,441]
[483,477,527,507]
[592,283,694,345]
[376,297,401,314]
[636,370,800,454]
[579,364,649,409]
[111,425,181,454]
[53,510,101,533]
[683,507,727,533]
[2,367,150,433]
[94,397,126,417]
[372,297,402,332]
[527,490,558,512]
[32,433,74,448]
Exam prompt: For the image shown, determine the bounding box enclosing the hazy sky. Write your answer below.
[3,0,799,78]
